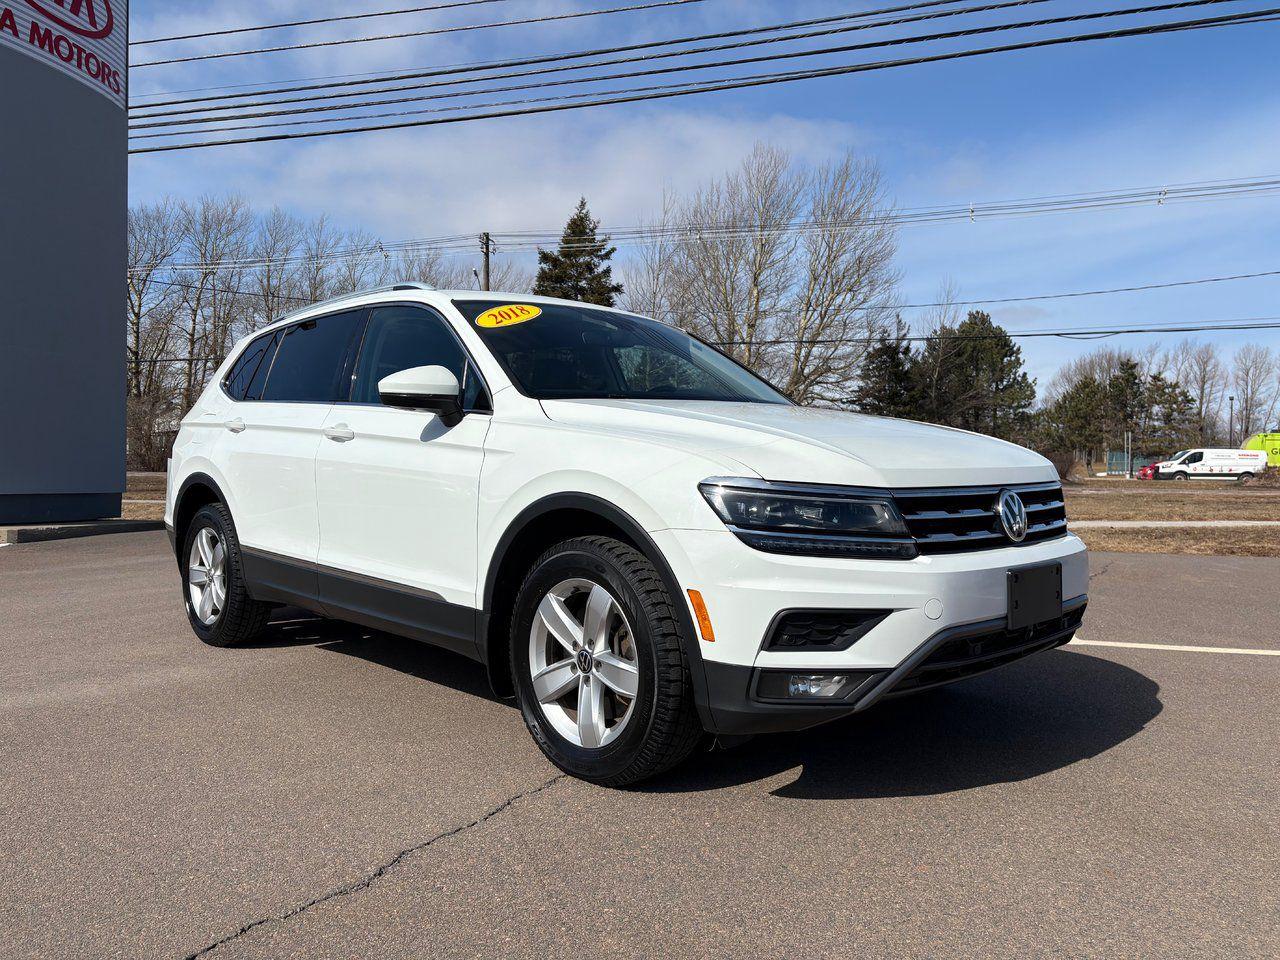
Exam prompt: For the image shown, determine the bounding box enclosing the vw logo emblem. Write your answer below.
[997,489,1028,543]
[576,648,594,673]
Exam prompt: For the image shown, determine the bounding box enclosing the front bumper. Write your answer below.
[701,596,1085,734]
[651,527,1089,735]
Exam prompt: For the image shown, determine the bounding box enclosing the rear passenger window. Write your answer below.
[223,332,278,401]
[259,311,363,403]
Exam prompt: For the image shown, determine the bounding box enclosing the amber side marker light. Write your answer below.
[687,589,716,642]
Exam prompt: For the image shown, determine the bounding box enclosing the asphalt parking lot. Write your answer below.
[2,533,1277,959]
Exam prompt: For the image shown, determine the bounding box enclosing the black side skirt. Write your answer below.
[240,547,481,661]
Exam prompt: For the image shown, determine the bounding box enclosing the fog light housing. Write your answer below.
[754,669,884,703]
[789,674,849,697]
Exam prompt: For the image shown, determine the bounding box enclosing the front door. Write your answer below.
[315,304,491,653]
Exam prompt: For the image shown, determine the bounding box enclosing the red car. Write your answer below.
[1137,463,1159,480]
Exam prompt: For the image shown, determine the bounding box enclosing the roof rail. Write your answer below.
[273,281,435,324]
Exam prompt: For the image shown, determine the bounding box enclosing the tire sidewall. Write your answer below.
[181,504,235,643]
[511,542,661,781]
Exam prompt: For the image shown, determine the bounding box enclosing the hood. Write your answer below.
[540,399,1057,488]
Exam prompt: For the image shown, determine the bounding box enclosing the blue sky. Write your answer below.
[128,0,1280,391]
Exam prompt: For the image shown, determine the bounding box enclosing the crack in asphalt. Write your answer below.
[184,773,567,959]
[1089,560,1114,582]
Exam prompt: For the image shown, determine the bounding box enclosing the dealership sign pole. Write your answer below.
[0,0,127,523]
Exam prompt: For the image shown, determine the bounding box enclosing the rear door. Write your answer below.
[315,303,491,649]
[220,309,364,567]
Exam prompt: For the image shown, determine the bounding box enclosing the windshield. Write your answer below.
[453,300,790,404]
[1169,451,1189,462]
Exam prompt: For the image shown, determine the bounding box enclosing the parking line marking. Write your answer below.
[1071,639,1280,656]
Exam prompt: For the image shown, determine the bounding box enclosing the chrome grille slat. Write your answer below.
[894,482,1068,554]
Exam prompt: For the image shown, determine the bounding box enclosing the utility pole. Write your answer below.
[1228,395,1236,447]
[479,232,491,291]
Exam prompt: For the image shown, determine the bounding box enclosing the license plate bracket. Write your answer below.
[1007,563,1063,629]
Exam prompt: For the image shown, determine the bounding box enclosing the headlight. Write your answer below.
[699,479,917,559]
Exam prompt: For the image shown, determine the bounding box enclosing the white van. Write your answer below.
[1156,448,1268,481]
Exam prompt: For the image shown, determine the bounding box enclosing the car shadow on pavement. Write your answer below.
[648,649,1162,800]
[235,609,367,648]
[317,635,505,704]
[242,610,506,702]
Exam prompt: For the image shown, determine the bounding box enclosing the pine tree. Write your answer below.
[533,198,623,306]
[912,311,1035,437]
[850,334,916,418]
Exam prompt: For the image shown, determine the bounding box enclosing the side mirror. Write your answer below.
[378,365,464,427]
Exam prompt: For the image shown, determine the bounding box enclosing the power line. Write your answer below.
[147,276,313,302]
[132,0,518,46]
[891,267,1280,310]
[126,0,1243,136]
[132,0,712,69]
[710,317,1280,346]
[127,0,988,115]
[128,174,1280,274]
[129,9,1280,154]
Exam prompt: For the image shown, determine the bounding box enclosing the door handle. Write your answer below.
[224,418,246,433]
[324,424,356,442]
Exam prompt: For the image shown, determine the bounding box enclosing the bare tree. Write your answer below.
[904,278,966,418]
[1169,339,1227,442]
[621,191,681,325]
[249,206,304,327]
[125,199,183,399]
[1043,347,1136,406]
[1232,343,1279,439]
[174,195,253,409]
[663,144,896,403]
[775,156,897,403]
[670,144,803,373]
[296,215,344,304]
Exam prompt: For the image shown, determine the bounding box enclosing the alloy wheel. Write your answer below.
[188,527,227,627]
[528,578,640,749]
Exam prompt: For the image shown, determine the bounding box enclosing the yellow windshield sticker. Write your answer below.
[476,303,542,328]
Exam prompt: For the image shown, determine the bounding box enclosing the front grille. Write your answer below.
[886,601,1086,697]
[894,482,1067,554]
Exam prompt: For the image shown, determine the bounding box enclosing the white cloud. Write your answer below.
[134,104,865,239]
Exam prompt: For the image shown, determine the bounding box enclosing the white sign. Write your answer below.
[0,1,126,109]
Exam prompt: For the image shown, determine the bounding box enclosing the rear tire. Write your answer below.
[1239,472,1255,485]
[182,503,271,647]
[511,536,702,787]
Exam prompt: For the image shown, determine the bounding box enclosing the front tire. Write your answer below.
[182,503,271,647]
[1172,471,1189,481]
[510,536,702,786]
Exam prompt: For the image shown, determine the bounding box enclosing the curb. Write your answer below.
[0,520,166,545]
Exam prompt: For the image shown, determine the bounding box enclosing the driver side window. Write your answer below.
[1184,452,1204,465]
[349,306,490,410]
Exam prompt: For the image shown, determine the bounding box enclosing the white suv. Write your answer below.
[167,284,1087,785]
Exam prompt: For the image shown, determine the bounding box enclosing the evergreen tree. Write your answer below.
[911,311,1035,438]
[1040,375,1109,469]
[533,198,623,305]
[1139,373,1199,454]
[850,334,916,418]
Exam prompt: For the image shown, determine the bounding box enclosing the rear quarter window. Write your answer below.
[223,331,278,401]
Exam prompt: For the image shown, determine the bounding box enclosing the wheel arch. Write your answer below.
[172,472,229,565]
[479,493,712,728]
